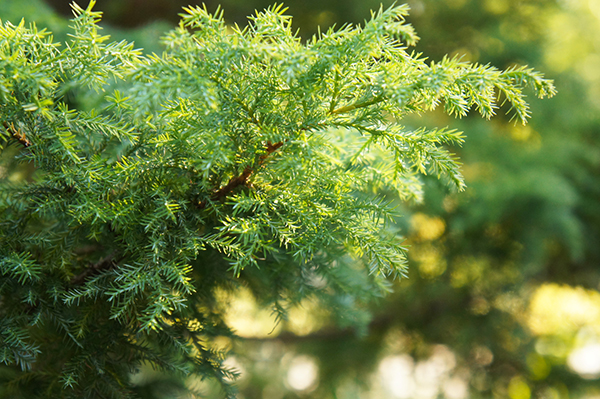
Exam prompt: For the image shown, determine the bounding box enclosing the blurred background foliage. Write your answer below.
[1,0,599,398]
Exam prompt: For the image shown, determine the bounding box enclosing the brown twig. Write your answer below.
[199,141,284,208]
[71,250,118,285]
[2,121,31,147]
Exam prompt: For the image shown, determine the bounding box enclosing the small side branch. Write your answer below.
[210,165,254,203]
[2,121,32,147]
[199,141,283,208]
[330,97,385,115]
[71,250,118,285]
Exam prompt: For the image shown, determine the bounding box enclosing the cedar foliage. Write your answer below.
[0,1,554,397]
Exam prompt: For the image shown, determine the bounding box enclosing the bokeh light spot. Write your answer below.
[508,376,531,399]
[286,355,319,392]
[567,344,600,379]
[378,354,415,398]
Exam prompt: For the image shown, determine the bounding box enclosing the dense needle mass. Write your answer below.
[0,1,554,397]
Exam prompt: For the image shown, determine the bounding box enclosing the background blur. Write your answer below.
[2,0,600,398]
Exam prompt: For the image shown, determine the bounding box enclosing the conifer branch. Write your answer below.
[199,141,284,208]
[71,250,119,285]
[330,97,385,115]
[2,121,32,147]
[0,3,554,394]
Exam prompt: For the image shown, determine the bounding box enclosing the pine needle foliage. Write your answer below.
[0,1,554,397]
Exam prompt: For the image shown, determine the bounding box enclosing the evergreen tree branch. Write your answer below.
[2,121,32,147]
[330,97,385,115]
[0,3,555,395]
[199,141,284,208]
[71,249,119,285]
